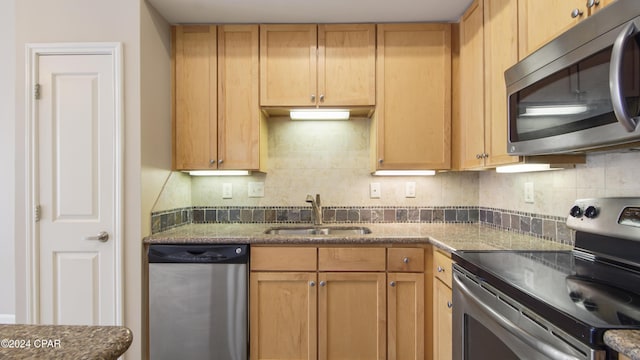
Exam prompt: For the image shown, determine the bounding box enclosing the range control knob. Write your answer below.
[570,205,583,218]
[584,206,598,219]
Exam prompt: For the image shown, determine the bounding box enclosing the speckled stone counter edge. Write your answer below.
[605,330,640,360]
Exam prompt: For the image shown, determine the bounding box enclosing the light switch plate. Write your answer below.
[248,182,264,197]
[370,183,381,199]
[222,183,233,199]
[524,182,534,204]
[405,182,416,198]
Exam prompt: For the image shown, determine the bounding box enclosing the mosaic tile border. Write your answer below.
[151,206,573,245]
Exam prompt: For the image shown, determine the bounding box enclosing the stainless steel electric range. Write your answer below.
[452,198,640,360]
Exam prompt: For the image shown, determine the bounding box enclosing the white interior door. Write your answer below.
[33,48,122,326]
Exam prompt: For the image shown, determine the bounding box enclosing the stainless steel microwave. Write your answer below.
[506,0,640,155]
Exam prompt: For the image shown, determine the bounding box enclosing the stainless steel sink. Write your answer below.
[265,226,372,235]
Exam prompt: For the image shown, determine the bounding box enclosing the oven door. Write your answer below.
[452,266,606,360]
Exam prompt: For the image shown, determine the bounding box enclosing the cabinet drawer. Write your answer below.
[434,250,453,288]
[251,246,317,271]
[318,247,386,271]
[387,247,425,272]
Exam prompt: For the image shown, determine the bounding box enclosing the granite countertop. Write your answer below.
[605,330,640,360]
[0,324,132,360]
[144,222,572,252]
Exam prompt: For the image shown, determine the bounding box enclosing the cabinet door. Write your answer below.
[458,0,485,169]
[218,25,261,170]
[250,272,317,360]
[518,0,586,59]
[260,24,317,106]
[318,24,376,106]
[589,0,614,15]
[483,0,520,167]
[318,272,386,360]
[433,279,452,360]
[388,273,425,360]
[375,24,452,170]
[173,25,217,170]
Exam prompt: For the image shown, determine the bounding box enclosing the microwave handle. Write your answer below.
[610,21,640,132]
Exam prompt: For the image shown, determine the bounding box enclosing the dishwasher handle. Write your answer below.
[148,244,249,264]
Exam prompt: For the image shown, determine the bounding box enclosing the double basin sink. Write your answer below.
[265,226,372,236]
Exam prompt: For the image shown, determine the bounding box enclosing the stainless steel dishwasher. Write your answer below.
[148,244,249,360]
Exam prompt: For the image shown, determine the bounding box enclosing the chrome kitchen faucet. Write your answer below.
[306,194,322,225]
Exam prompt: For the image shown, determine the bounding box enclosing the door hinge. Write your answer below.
[35,205,41,222]
[34,83,41,100]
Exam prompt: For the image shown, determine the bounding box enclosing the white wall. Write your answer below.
[0,0,16,324]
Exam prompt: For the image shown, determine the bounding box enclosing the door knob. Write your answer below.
[85,231,109,242]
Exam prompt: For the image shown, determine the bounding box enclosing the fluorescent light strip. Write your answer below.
[186,170,251,176]
[290,110,350,120]
[373,170,436,176]
[523,104,588,117]
[495,164,561,173]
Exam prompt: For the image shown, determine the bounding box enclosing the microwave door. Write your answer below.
[611,21,640,132]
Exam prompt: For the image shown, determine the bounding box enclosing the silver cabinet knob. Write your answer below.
[476,154,481,159]
[319,281,326,287]
[571,8,583,18]
[402,257,409,264]
[311,94,316,102]
[210,159,216,166]
[447,301,453,309]
[319,94,325,102]
[378,159,383,164]
[437,266,445,273]
[218,159,223,164]
[586,0,600,8]
[85,231,109,242]
[310,281,316,287]
[390,281,396,287]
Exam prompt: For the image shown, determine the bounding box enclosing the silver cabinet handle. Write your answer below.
[311,94,316,102]
[437,266,445,273]
[610,21,640,132]
[586,0,600,8]
[319,281,326,287]
[570,8,583,18]
[218,159,223,164]
[210,159,216,166]
[447,301,453,309]
[85,231,109,242]
[402,257,409,264]
[378,159,383,164]
[319,94,325,102]
[310,281,316,287]
[390,281,396,287]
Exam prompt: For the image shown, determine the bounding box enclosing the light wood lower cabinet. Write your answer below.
[433,250,453,360]
[250,272,317,360]
[250,246,426,360]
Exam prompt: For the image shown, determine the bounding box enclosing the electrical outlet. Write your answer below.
[524,182,534,204]
[405,182,416,198]
[222,183,233,199]
[248,182,264,197]
[370,183,381,199]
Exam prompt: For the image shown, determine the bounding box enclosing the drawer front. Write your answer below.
[387,247,425,272]
[433,249,453,288]
[251,246,317,271]
[318,247,386,271]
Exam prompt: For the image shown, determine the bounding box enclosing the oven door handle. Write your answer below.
[453,272,583,360]
[610,20,640,132]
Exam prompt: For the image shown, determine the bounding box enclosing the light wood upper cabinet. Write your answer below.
[173,25,217,170]
[318,272,386,360]
[518,0,587,59]
[260,24,375,107]
[250,272,317,360]
[374,24,452,171]
[458,0,486,170]
[173,25,266,171]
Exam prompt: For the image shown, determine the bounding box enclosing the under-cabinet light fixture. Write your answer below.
[373,170,436,176]
[495,164,561,173]
[290,109,350,120]
[523,104,588,117]
[186,170,251,176]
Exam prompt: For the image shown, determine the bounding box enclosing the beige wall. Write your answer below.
[0,0,16,322]
[12,1,172,358]
[479,151,640,217]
